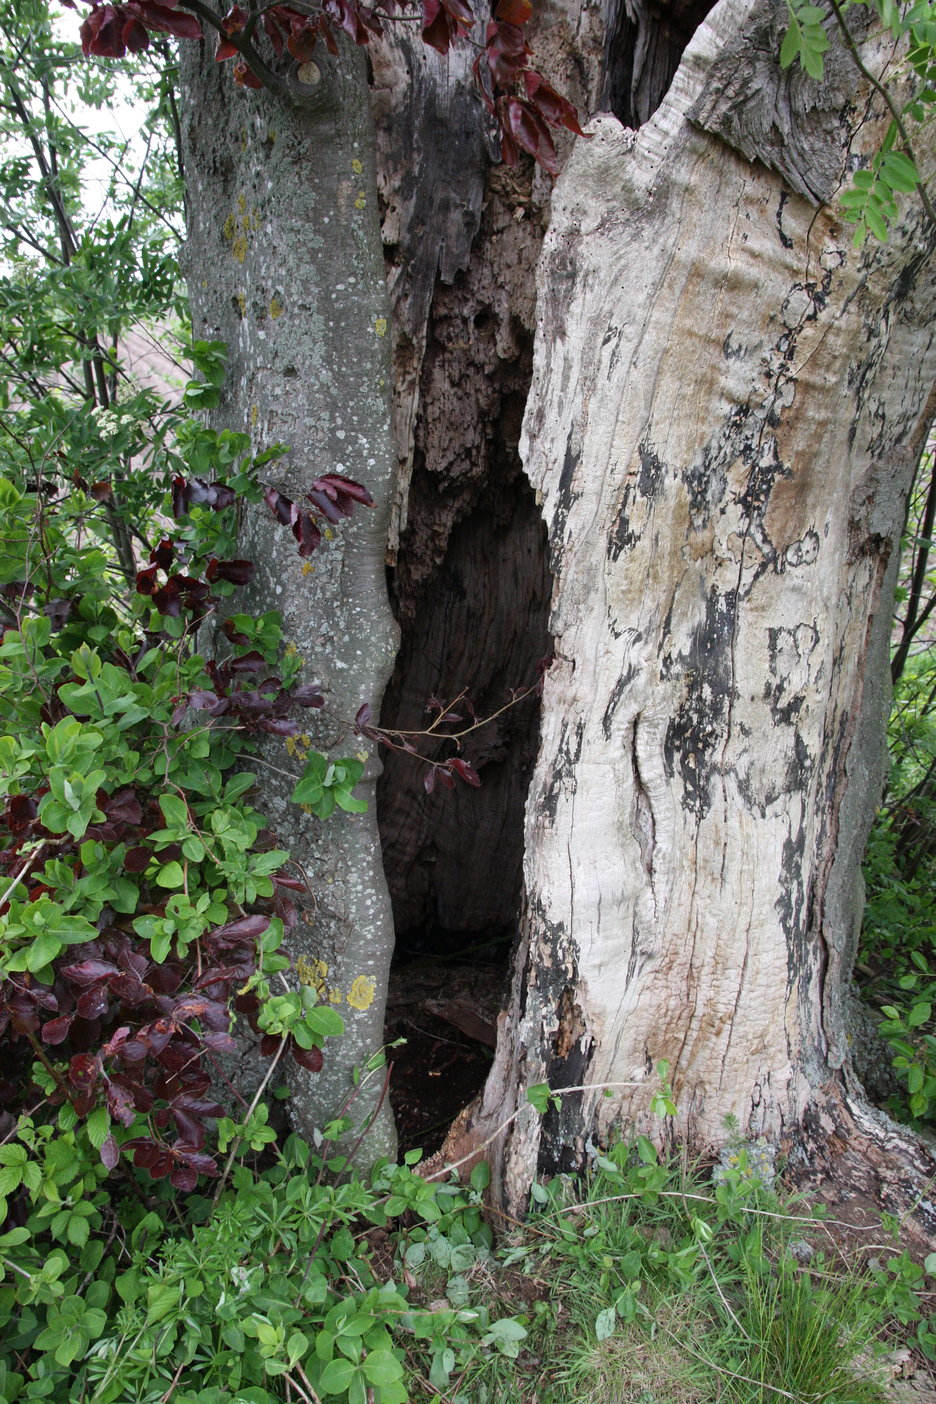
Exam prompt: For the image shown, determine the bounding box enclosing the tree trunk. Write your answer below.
[177,0,936,1225]
[178,40,399,1154]
[432,0,936,1218]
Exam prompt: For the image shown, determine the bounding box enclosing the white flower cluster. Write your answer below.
[92,407,126,438]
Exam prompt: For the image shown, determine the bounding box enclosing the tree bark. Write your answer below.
[177,0,936,1224]
[178,39,399,1154]
[438,0,936,1216]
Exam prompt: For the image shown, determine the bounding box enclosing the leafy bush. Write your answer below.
[860,455,936,1123]
[0,1125,515,1404]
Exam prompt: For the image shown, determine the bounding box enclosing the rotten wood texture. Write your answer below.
[448,0,936,1218]
[795,1078,936,1260]
[690,0,872,203]
[603,0,717,128]
[369,0,619,953]
[375,169,553,943]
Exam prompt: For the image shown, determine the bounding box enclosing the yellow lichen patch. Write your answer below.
[283,642,301,661]
[347,975,376,1011]
[324,527,334,541]
[236,293,247,319]
[297,956,328,994]
[222,213,237,241]
[250,403,258,427]
[354,191,367,210]
[328,987,343,1005]
[269,296,284,320]
[351,158,363,175]
[301,561,315,577]
[238,193,247,213]
[232,235,248,264]
[285,733,312,760]
[251,206,262,230]
[374,317,388,338]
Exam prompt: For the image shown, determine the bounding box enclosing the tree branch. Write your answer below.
[826,0,936,233]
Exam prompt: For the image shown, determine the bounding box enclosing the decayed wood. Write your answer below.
[369,0,615,954]
[459,0,936,1215]
[376,169,552,941]
[690,0,871,203]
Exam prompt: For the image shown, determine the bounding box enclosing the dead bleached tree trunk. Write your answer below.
[438,0,936,1219]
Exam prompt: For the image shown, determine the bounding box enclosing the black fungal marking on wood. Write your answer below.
[606,430,670,559]
[776,817,808,958]
[539,718,585,823]
[608,497,638,559]
[556,430,580,521]
[662,587,737,817]
[540,988,595,1174]
[776,190,794,250]
[736,726,813,814]
[738,437,791,525]
[638,440,667,498]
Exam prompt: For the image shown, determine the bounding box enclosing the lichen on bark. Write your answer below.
[179,39,400,1155]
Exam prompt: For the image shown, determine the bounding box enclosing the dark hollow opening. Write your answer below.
[378,453,551,1154]
[602,0,719,129]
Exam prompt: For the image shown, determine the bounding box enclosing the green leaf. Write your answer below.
[304,1005,345,1038]
[361,1350,404,1386]
[470,1159,491,1192]
[319,1357,356,1394]
[595,1306,616,1340]
[159,794,190,829]
[779,18,801,68]
[66,1214,90,1247]
[85,1105,110,1150]
[880,150,920,192]
[26,931,63,972]
[636,1134,658,1165]
[864,204,890,242]
[155,861,185,888]
[526,1083,552,1114]
[334,788,367,814]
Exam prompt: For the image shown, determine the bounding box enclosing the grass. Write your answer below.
[401,1138,923,1404]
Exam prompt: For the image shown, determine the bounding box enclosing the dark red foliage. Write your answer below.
[205,557,255,585]
[172,476,237,518]
[71,0,584,177]
[79,1,201,57]
[307,473,375,522]
[0,756,325,1190]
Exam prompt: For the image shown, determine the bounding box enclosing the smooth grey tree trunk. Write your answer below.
[179,40,399,1155]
